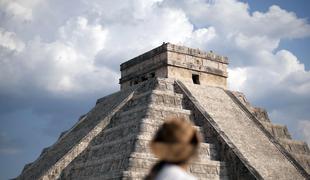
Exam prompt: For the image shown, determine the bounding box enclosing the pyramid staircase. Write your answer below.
[58,78,229,179]
[232,91,310,174]
[17,78,229,180]
[16,78,310,180]
[177,81,309,179]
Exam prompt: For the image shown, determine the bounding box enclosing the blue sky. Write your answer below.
[0,0,310,179]
[241,0,310,70]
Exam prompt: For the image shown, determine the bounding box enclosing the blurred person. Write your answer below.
[145,117,201,180]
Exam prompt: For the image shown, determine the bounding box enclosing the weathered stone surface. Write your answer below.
[232,91,310,174]
[260,122,291,139]
[181,81,307,179]
[53,79,227,180]
[120,43,228,90]
[16,88,136,180]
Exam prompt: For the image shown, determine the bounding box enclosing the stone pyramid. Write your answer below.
[16,43,310,180]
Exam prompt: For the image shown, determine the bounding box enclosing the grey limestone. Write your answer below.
[232,91,310,173]
[181,81,307,179]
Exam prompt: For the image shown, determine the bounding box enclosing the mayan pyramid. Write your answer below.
[16,43,310,180]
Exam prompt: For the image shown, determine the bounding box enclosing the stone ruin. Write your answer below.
[16,43,310,179]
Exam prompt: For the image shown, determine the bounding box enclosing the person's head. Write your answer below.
[150,116,201,164]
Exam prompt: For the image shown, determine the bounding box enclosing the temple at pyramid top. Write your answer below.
[120,43,228,90]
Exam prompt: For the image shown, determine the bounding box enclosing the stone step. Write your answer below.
[290,153,310,173]
[145,105,192,119]
[92,134,134,148]
[125,152,228,179]
[181,82,307,179]
[149,90,184,108]
[88,143,134,161]
[140,120,201,135]
[128,152,227,173]
[128,152,224,166]
[59,150,131,179]
[153,77,176,92]
[134,138,219,160]
[74,172,123,180]
[97,115,194,147]
[121,89,184,112]
[70,153,130,174]
[138,123,217,150]
[62,167,124,180]
[91,121,141,146]
[120,104,191,120]
[250,107,271,122]
[197,142,219,161]
[278,138,310,155]
[17,89,136,180]
[260,121,291,139]
[189,161,228,175]
[108,106,148,128]
[89,128,220,160]
[66,143,225,179]
[193,173,230,180]
[63,168,122,180]
[101,115,203,139]
[108,104,192,129]
[131,78,176,94]
[61,142,227,179]
[96,116,212,146]
[291,153,310,161]
[132,89,183,100]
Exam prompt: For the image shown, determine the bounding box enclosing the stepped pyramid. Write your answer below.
[16,43,310,180]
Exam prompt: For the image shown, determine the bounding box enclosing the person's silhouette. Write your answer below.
[145,117,201,180]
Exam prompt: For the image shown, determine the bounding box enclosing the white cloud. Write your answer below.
[227,67,247,91]
[0,28,25,52]
[0,15,115,97]
[168,0,310,39]
[275,50,305,76]
[0,0,43,22]
[227,50,309,99]
[234,33,279,52]
[251,5,310,39]
[1,1,32,21]
[0,0,309,143]
[58,16,107,57]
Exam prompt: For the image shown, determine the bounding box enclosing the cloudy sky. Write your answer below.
[0,0,310,179]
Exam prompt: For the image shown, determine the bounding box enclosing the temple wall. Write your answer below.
[120,43,228,90]
[121,52,167,77]
[167,51,228,74]
[120,51,167,90]
[167,66,227,89]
